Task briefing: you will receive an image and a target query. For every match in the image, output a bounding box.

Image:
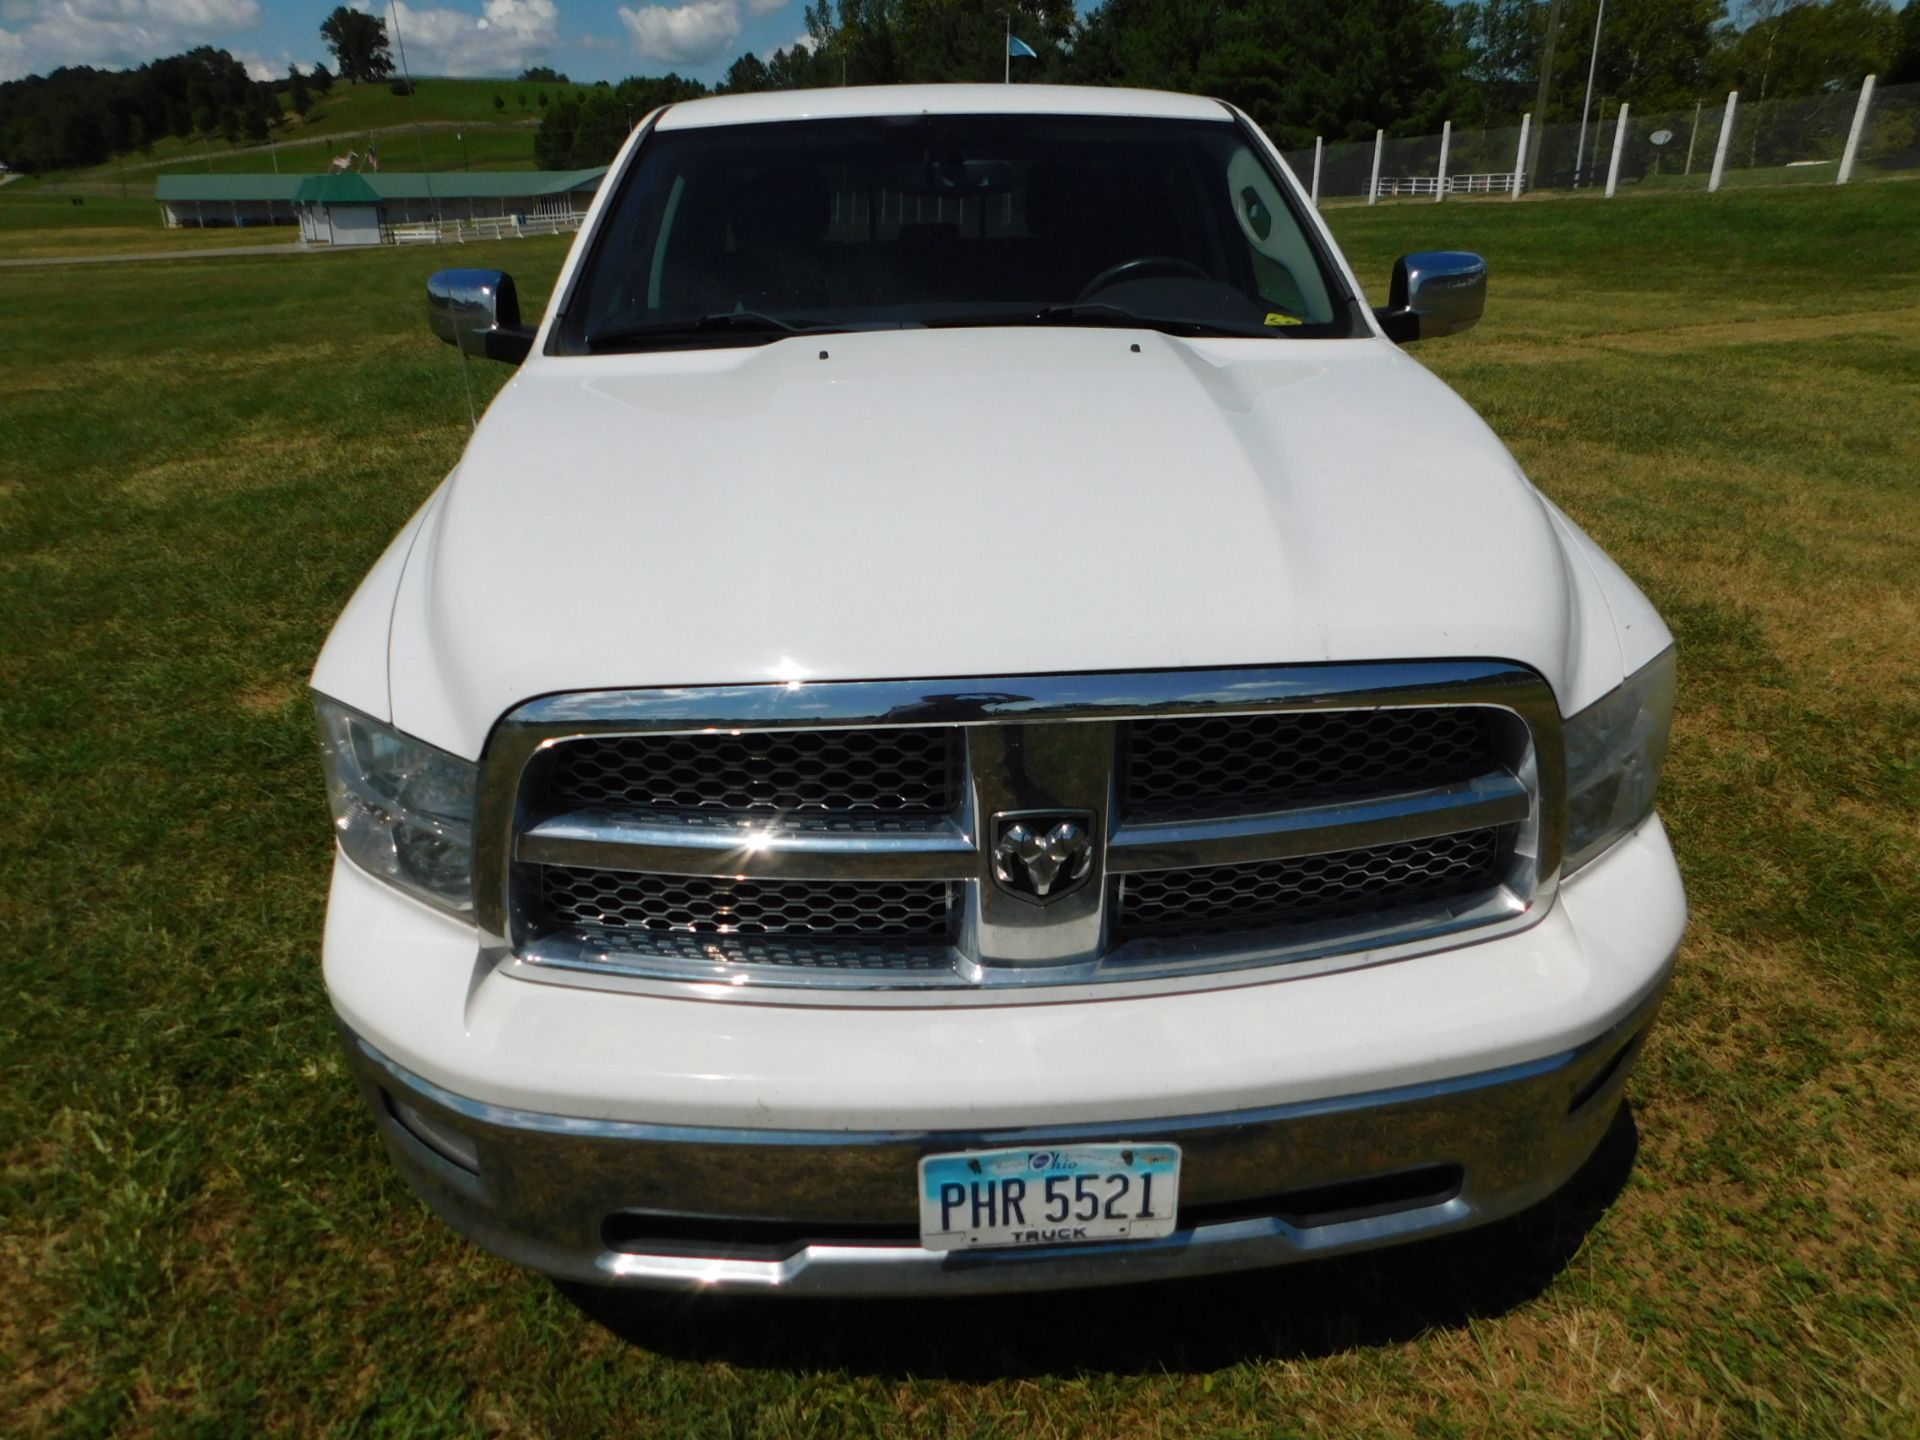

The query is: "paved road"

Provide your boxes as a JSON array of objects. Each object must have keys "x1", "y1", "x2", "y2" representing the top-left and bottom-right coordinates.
[{"x1": 0, "y1": 241, "x2": 320, "y2": 268}]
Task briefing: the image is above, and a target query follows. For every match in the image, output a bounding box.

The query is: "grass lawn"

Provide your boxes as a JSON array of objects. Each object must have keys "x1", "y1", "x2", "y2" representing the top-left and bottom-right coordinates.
[
  {"x1": 2, "y1": 183, "x2": 1917, "y2": 1437},
  {"x1": 0, "y1": 192, "x2": 303, "y2": 260}
]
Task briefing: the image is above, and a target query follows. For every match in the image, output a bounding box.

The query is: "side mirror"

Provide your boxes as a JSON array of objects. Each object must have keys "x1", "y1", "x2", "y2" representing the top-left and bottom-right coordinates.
[
  {"x1": 427, "y1": 268, "x2": 534, "y2": 364},
  {"x1": 1374, "y1": 252, "x2": 1487, "y2": 344}
]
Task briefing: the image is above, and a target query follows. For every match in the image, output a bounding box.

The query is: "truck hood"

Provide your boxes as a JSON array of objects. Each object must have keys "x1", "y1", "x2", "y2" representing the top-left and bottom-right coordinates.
[{"x1": 389, "y1": 327, "x2": 1590, "y2": 758}]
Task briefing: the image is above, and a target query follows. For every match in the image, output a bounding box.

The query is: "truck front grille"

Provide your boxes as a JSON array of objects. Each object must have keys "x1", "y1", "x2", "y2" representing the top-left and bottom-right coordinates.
[
  {"x1": 1122, "y1": 708, "x2": 1494, "y2": 820},
  {"x1": 483, "y1": 663, "x2": 1558, "y2": 995},
  {"x1": 1113, "y1": 829, "x2": 1503, "y2": 940},
  {"x1": 547, "y1": 727, "x2": 955, "y2": 816},
  {"x1": 540, "y1": 868, "x2": 955, "y2": 942}
]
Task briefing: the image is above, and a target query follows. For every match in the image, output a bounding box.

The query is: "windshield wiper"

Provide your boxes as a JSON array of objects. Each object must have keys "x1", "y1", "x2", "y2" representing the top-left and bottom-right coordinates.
[
  {"x1": 927, "y1": 304, "x2": 1268, "y2": 339},
  {"x1": 585, "y1": 311, "x2": 837, "y2": 352}
]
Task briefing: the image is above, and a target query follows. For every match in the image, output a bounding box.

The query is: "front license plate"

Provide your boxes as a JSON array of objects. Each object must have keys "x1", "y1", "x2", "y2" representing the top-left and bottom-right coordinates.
[{"x1": 917, "y1": 1143, "x2": 1181, "y2": 1252}]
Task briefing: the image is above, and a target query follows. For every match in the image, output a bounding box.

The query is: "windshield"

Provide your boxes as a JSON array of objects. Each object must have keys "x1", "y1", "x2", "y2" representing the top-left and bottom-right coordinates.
[{"x1": 556, "y1": 113, "x2": 1360, "y2": 353}]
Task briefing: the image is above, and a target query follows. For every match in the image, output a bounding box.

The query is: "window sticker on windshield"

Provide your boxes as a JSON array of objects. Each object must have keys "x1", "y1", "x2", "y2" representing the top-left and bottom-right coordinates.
[{"x1": 1265, "y1": 313, "x2": 1304, "y2": 327}]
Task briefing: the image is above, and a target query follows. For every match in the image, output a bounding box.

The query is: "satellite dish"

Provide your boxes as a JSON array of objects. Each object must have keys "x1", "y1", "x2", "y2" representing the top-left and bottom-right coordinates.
[{"x1": 1650, "y1": 129, "x2": 1675, "y2": 145}]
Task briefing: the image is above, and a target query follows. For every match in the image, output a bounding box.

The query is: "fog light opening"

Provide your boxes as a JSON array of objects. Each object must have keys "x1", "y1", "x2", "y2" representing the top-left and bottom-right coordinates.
[{"x1": 383, "y1": 1090, "x2": 482, "y2": 1174}]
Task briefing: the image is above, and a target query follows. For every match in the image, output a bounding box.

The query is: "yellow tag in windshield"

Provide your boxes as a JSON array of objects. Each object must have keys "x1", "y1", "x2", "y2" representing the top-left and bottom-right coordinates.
[{"x1": 1265, "y1": 312, "x2": 1304, "y2": 327}]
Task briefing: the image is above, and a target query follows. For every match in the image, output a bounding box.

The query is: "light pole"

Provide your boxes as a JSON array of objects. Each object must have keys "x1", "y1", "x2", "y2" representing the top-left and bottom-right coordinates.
[
  {"x1": 1526, "y1": 0, "x2": 1563, "y2": 186},
  {"x1": 1573, "y1": 0, "x2": 1605, "y2": 186}
]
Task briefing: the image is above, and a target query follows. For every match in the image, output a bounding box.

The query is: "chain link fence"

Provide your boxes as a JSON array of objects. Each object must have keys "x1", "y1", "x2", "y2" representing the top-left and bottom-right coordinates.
[{"x1": 1282, "y1": 78, "x2": 1918, "y2": 205}]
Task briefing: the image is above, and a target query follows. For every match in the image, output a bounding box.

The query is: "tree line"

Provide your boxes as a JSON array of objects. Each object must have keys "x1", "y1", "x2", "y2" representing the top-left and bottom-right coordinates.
[
  {"x1": 0, "y1": 48, "x2": 340, "y2": 173},
  {"x1": 3, "y1": 0, "x2": 1914, "y2": 174},
  {"x1": 714, "y1": 0, "x2": 1916, "y2": 148},
  {"x1": 545, "y1": 0, "x2": 1917, "y2": 164}
]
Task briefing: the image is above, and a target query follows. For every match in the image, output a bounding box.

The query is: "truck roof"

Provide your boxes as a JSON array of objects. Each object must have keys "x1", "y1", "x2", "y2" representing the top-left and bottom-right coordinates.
[{"x1": 652, "y1": 84, "x2": 1233, "y2": 132}]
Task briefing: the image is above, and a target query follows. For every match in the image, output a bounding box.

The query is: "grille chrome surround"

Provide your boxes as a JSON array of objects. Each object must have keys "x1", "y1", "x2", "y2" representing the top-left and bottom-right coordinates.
[{"x1": 476, "y1": 662, "x2": 1563, "y2": 1004}]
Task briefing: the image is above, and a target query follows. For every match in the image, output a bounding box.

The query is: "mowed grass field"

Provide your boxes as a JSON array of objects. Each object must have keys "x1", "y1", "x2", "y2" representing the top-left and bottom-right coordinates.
[{"x1": 3, "y1": 184, "x2": 1918, "y2": 1437}]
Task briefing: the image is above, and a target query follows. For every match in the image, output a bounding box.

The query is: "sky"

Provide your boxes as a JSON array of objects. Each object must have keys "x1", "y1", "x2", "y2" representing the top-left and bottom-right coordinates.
[{"x1": 0, "y1": 0, "x2": 822, "y2": 88}]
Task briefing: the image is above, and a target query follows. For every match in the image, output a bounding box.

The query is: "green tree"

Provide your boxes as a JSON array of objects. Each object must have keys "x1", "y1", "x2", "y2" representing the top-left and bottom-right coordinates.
[
  {"x1": 311, "y1": 62, "x2": 336, "y2": 95},
  {"x1": 243, "y1": 85, "x2": 275, "y2": 142},
  {"x1": 1891, "y1": 0, "x2": 1920, "y2": 84},
  {"x1": 319, "y1": 6, "x2": 395, "y2": 84},
  {"x1": 493, "y1": 93, "x2": 506, "y2": 111},
  {"x1": 1722, "y1": 0, "x2": 1898, "y2": 99},
  {"x1": 534, "y1": 98, "x2": 578, "y2": 168},
  {"x1": 723, "y1": 52, "x2": 774, "y2": 92},
  {"x1": 289, "y1": 63, "x2": 313, "y2": 117},
  {"x1": 1070, "y1": 0, "x2": 1476, "y2": 147}
]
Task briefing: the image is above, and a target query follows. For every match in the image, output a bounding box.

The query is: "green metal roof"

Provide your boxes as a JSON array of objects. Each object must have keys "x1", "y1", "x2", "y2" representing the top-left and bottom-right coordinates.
[
  {"x1": 154, "y1": 174, "x2": 306, "y2": 202},
  {"x1": 290, "y1": 172, "x2": 381, "y2": 204},
  {"x1": 357, "y1": 169, "x2": 607, "y2": 200},
  {"x1": 158, "y1": 169, "x2": 605, "y2": 206}
]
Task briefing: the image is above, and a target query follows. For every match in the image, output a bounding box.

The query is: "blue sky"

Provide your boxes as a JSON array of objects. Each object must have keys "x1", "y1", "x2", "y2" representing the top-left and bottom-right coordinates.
[{"x1": 0, "y1": 0, "x2": 821, "y2": 88}]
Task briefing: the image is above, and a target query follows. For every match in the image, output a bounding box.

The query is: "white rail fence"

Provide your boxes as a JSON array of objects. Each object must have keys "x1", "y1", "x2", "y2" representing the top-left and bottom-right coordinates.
[
  {"x1": 1284, "y1": 75, "x2": 1916, "y2": 206},
  {"x1": 387, "y1": 212, "x2": 583, "y2": 245}
]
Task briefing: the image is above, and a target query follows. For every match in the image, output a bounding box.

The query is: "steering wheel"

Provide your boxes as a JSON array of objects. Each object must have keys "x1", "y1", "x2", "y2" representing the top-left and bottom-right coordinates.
[{"x1": 1076, "y1": 255, "x2": 1210, "y2": 302}]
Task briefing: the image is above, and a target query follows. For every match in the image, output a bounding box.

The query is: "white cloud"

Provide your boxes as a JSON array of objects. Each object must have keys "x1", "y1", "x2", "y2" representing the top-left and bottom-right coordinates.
[
  {"x1": 0, "y1": 0, "x2": 260, "y2": 81},
  {"x1": 379, "y1": 0, "x2": 558, "y2": 77},
  {"x1": 617, "y1": 0, "x2": 739, "y2": 66}
]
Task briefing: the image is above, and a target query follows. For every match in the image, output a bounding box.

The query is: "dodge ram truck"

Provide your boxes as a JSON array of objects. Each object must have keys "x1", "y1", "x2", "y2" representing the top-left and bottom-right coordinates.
[{"x1": 313, "y1": 84, "x2": 1684, "y2": 1295}]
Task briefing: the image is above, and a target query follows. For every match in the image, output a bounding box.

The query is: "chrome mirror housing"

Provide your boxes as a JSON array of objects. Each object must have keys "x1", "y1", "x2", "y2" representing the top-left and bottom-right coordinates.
[
  {"x1": 1376, "y1": 251, "x2": 1487, "y2": 344},
  {"x1": 427, "y1": 268, "x2": 533, "y2": 364}
]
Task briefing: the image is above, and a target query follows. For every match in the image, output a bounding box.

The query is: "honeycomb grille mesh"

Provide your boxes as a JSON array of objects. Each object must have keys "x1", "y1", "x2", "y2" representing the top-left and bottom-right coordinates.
[
  {"x1": 1113, "y1": 829, "x2": 1504, "y2": 940},
  {"x1": 539, "y1": 867, "x2": 955, "y2": 943},
  {"x1": 1122, "y1": 708, "x2": 1495, "y2": 821},
  {"x1": 544, "y1": 728, "x2": 955, "y2": 816}
]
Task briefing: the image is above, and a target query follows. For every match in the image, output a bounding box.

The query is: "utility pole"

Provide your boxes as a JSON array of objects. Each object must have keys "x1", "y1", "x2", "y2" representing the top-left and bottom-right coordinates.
[
  {"x1": 1527, "y1": 0, "x2": 1564, "y2": 186},
  {"x1": 1574, "y1": 0, "x2": 1606, "y2": 187}
]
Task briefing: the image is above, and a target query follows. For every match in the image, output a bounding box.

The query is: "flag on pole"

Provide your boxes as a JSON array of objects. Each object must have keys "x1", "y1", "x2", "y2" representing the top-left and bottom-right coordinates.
[{"x1": 1007, "y1": 35, "x2": 1036, "y2": 58}]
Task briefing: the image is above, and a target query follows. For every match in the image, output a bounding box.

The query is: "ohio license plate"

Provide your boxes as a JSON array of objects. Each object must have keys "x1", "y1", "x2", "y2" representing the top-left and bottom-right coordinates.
[{"x1": 917, "y1": 1143, "x2": 1181, "y2": 1251}]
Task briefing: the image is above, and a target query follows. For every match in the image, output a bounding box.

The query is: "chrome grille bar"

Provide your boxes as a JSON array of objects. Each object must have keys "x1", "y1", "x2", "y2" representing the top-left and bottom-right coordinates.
[
  {"x1": 1106, "y1": 773, "x2": 1530, "y2": 874},
  {"x1": 516, "y1": 811, "x2": 978, "y2": 881}
]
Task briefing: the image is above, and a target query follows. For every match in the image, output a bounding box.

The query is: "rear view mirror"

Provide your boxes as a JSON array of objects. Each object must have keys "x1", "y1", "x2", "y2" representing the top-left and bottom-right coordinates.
[
  {"x1": 427, "y1": 268, "x2": 534, "y2": 364},
  {"x1": 1375, "y1": 252, "x2": 1487, "y2": 344}
]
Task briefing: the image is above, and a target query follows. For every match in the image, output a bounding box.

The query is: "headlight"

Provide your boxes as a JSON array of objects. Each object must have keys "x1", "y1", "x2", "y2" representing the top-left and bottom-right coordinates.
[
  {"x1": 315, "y1": 696, "x2": 477, "y2": 918},
  {"x1": 1562, "y1": 646, "x2": 1676, "y2": 874}
]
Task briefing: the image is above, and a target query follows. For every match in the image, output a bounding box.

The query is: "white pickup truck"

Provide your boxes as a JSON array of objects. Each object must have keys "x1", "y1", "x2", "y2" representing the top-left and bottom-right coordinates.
[{"x1": 313, "y1": 84, "x2": 1684, "y2": 1295}]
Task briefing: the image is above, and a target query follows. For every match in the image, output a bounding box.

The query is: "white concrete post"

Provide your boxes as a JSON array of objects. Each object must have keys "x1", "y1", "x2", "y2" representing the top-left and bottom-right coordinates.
[
  {"x1": 1837, "y1": 74, "x2": 1877, "y2": 185},
  {"x1": 1311, "y1": 136, "x2": 1323, "y2": 207},
  {"x1": 1605, "y1": 102, "x2": 1630, "y2": 196},
  {"x1": 1708, "y1": 91, "x2": 1737, "y2": 192},
  {"x1": 1435, "y1": 119, "x2": 1452, "y2": 201},
  {"x1": 1512, "y1": 113, "x2": 1530, "y2": 198},
  {"x1": 1369, "y1": 129, "x2": 1384, "y2": 204}
]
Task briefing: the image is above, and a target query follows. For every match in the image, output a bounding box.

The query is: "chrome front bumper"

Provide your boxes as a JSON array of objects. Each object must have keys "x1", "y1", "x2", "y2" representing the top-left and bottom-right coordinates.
[{"x1": 338, "y1": 972, "x2": 1667, "y2": 1297}]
